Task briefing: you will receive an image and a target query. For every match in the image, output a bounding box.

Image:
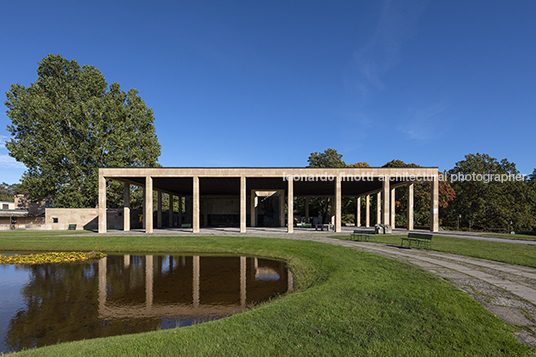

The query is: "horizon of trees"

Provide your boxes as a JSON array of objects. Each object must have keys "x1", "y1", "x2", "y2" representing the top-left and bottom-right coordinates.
[{"x1": 298, "y1": 148, "x2": 535, "y2": 232}]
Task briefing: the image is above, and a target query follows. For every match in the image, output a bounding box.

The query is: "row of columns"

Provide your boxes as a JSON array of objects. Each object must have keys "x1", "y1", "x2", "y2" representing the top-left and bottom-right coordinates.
[
  {"x1": 98, "y1": 255, "x2": 287, "y2": 316},
  {"x1": 354, "y1": 179, "x2": 438, "y2": 232},
  {"x1": 99, "y1": 175, "x2": 439, "y2": 233}
]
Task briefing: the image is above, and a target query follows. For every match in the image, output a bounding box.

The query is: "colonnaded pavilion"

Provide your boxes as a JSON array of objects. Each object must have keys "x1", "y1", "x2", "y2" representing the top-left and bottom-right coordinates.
[{"x1": 98, "y1": 167, "x2": 440, "y2": 234}]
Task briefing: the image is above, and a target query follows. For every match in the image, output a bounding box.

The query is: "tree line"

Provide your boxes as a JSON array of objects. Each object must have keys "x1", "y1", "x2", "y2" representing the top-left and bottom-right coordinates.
[{"x1": 303, "y1": 149, "x2": 536, "y2": 232}]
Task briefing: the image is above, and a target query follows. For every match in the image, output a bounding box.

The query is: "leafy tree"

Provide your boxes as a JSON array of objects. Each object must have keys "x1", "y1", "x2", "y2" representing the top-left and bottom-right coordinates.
[
  {"x1": 0, "y1": 182, "x2": 16, "y2": 201},
  {"x1": 307, "y1": 148, "x2": 346, "y2": 168},
  {"x1": 443, "y1": 153, "x2": 533, "y2": 231},
  {"x1": 5, "y1": 54, "x2": 161, "y2": 208}
]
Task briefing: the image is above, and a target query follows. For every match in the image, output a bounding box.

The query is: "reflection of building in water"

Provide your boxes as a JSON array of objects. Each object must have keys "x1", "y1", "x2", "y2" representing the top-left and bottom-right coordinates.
[{"x1": 98, "y1": 255, "x2": 292, "y2": 320}]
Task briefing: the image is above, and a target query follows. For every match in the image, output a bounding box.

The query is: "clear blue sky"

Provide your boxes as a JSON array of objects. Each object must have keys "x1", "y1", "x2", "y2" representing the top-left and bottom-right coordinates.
[{"x1": 2, "y1": 0, "x2": 535, "y2": 184}]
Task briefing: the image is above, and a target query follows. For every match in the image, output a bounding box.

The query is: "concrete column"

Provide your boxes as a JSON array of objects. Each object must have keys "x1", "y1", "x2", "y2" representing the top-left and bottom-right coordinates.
[
  {"x1": 240, "y1": 176, "x2": 246, "y2": 233},
  {"x1": 280, "y1": 191, "x2": 285, "y2": 227},
  {"x1": 240, "y1": 256, "x2": 246, "y2": 307},
  {"x1": 178, "y1": 196, "x2": 183, "y2": 226},
  {"x1": 169, "y1": 194, "x2": 174, "y2": 227},
  {"x1": 123, "y1": 183, "x2": 130, "y2": 232},
  {"x1": 98, "y1": 174, "x2": 106, "y2": 233},
  {"x1": 193, "y1": 176, "x2": 200, "y2": 233},
  {"x1": 335, "y1": 176, "x2": 341, "y2": 233},
  {"x1": 145, "y1": 255, "x2": 153, "y2": 312},
  {"x1": 145, "y1": 176, "x2": 153, "y2": 233},
  {"x1": 376, "y1": 193, "x2": 381, "y2": 225},
  {"x1": 356, "y1": 197, "x2": 361, "y2": 227},
  {"x1": 390, "y1": 187, "x2": 395, "y2": 228},
  {"x1": 250, "y1": 190, "x2": 256, "y2": 227},
  {"x1": 365, "y1": 195, "x2": 370, "y2": 227},
  {"x1": 430, "y1": 175, "x2": 439, "y2": 232},
  {"x1": 407, "y1": 183, "x2": 414, "y2": 231},
  {"x1": 193, "y1": 255, "x2": 199, "y2": 308},
  {"x1": 157, "y1": 191, "x2": 162, "y2": 229},
  {"x1": 287, "y1": 179, "x2": 293, "y2": 233},
  {"x1": 382, "y1": 179, "x2": 390, "y2": 226},
  {"x1": 305, "y1": 197, "x2": 309, "y2": 221}
]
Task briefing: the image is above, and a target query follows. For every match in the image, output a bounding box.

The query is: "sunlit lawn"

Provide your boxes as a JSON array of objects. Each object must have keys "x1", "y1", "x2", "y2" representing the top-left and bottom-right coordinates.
[
  {"x1": 0, "y1": 233, "x2": 531, "y2": 356},
  {"x1": 333, "y1": 233, "x2": 536, "y2": 268}
]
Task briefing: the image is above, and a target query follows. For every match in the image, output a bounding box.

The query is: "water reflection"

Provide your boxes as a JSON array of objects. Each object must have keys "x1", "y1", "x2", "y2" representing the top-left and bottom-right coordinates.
[{"x1": 0, "y1": 255, "x2": 291, "y2": 353}]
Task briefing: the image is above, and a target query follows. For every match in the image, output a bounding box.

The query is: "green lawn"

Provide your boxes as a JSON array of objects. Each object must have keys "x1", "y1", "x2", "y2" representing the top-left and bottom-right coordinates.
[
  {"x1": 334, "y1": 234, "x2": 536, "y2": 268},
  {"x1": 0, "y1": 233, "x2": 531, "y2": 356}
]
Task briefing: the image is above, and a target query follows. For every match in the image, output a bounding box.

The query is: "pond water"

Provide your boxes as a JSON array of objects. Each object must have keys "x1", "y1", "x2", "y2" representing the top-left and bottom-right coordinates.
[{"x1": 0, "y1": 254, "x2": 291, "y2": 354}]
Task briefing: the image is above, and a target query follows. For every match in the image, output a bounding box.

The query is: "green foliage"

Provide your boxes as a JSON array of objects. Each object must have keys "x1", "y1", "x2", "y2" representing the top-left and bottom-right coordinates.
[
  {"x1": 0, "y1": 182, "x2": 16, "y2": 201},
  {"x1": 4, "y1": 54, "x2": 161, "y2": 208},
  {"x1": 443, "y1": 153, "x2": 535, "y2": 231},
  {"x1": 307, "y1": 148, "x2": 346, "y2": 168}
]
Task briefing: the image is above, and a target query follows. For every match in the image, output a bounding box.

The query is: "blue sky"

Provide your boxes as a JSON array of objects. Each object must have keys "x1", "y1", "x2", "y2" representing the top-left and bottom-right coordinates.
[{"x1": 1, "y1": 0, "x2": 535, "y2": 184}]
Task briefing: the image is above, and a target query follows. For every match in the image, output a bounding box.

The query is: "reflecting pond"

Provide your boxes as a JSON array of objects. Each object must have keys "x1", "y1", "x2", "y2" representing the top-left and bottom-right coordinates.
[{"x1": 0, "y1": 254, "x2": 291, "y2": 354}]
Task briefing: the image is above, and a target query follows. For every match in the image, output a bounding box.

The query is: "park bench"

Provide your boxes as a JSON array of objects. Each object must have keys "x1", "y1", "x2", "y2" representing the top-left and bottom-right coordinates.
[
  {"x1": 401, "y1": 233, "x2": 433, "y2": 249},
  {"x1": 68, "y1": 224, "x2": 77, "y2": 230},
  {"x1": 350, "y1": 229, "x2": 377, "y2": 242},
  {"x1": 181, "y1": 223, "x2": 192, "y2": 228}
]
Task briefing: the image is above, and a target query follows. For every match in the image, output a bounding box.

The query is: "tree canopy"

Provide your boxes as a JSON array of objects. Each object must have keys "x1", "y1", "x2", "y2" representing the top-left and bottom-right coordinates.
[
  {"x1": 5, "y1": 54, "x2": 161, "y2": 208},
  {"x1": 307, "y1": 148, "x2": 346, "y2": 168},
  {"x1": 443, "y1": 153, "x2": 534, "y2": 231}
]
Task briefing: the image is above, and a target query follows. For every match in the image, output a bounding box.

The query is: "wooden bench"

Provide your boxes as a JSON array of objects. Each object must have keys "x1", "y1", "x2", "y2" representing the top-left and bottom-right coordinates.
[
  {"x1": 401, "y1": 233, "x2": 433, "y2": 249},
  {"x1": 68, "y1": 224, "x2": 77, "y2": 230},
  {"x1": 181, "y1": 223, "x2": 192, "y2": 228},
  {"x1": 350, "y1": 229, "x2": 377, "y2": 242}
]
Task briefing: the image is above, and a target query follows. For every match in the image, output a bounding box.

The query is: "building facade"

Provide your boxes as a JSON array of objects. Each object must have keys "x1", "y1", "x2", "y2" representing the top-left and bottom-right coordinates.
[{"x1": 98, "y1": 167, "x2": 440, "y2": 233}]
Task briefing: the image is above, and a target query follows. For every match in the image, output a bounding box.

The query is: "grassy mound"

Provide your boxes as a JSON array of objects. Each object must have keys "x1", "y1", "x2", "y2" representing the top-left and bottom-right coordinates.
[{"x1": 2, "y1": 235, "x2": 529, "y2": 356}]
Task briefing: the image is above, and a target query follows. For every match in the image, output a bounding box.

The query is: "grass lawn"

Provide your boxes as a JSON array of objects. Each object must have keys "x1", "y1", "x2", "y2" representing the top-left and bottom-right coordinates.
[
  {"x1": 0, "y1": 232, "x2": 531, "y2": 356},
  {"x1": 333, "y1": 234, "x2": 536, "y2": 268}
]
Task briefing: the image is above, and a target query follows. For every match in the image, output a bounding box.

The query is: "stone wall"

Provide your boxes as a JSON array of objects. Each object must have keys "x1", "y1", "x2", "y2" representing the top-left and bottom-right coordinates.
[{"x1": 45, "y1": 208, "x2": 124, "y2": 230}]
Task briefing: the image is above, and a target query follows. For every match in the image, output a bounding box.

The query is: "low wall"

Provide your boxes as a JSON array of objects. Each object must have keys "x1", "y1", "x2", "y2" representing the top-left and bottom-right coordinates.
[{"x1": 45, "y1": 208, "x2": 124, "y2": 231}]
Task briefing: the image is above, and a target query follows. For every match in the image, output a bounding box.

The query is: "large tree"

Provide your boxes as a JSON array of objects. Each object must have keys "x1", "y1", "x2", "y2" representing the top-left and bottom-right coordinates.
[
  {"x1": 307, "y1": 148, "x2": 346, "y2": 168},
  {"x1": 5, "y1": 54, "x2": 161, "y2": 208},
  {"x1": 443, "y1": 153, "x2": 534, "y2": 231}
]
